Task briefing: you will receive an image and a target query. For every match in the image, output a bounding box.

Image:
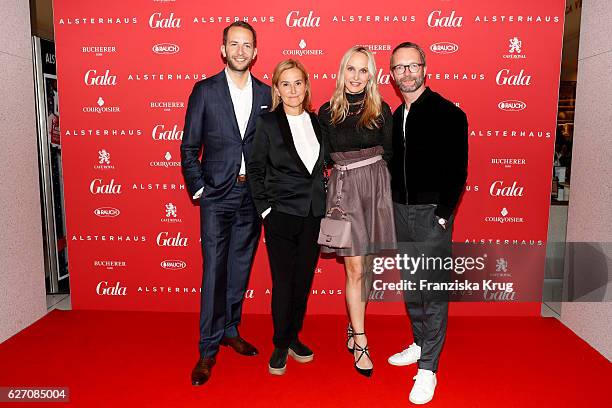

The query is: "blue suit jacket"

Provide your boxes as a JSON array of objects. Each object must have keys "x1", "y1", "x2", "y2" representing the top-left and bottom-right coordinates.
[{"x1": 180, "y1": 70, "x2": 272, "y2": 200}]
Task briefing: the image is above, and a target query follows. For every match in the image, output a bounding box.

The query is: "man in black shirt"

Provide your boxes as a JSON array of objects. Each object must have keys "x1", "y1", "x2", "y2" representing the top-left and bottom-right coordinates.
[{"x1": 387, "y1": 42, "x2": 468, "y2": 405}]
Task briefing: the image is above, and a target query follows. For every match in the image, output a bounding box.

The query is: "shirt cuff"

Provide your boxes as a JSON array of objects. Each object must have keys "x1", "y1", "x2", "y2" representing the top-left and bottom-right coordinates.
[
  {"x1": 193, "y1": 187, "x2": 204, "y2": 200},
  {"x1": 261, "y1": 207, "x2": 271, "y2": 219}
]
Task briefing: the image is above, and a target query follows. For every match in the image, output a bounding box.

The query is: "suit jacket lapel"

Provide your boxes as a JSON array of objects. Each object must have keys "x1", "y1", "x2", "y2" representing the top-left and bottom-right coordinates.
[
  {"x1": 218, "y1": 70, "x2": 242, "y2": 141},
  {"x1": 275, "y1": 107, "x2": 310, "y2": 176},
  {"x1": 244, "y1": 79, "x2": 263, "y2": 142}
]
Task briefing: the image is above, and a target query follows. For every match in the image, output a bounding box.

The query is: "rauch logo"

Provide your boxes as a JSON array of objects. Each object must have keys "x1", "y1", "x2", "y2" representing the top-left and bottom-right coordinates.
[
  {"x1": 498, "y1": 100, "x2": 526, "y2": 111},
  {"x1": 153, "y1": 43, "x2": 180, "y2": 55},
  {"x1": 94, "y1": 207, "x2": 120, "y2": 218},
  {"x1": 430, "y1": 42, "x2": 459, "y2": 54},
  {"x1": 161, "y1": 260, "x2": 187, "y2": 270}
]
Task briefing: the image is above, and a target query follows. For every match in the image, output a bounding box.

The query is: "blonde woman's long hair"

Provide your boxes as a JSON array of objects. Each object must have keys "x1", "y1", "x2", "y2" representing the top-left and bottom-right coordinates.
[{"x1": 329, "y1": 46, "x2": 382, "y2": 129}]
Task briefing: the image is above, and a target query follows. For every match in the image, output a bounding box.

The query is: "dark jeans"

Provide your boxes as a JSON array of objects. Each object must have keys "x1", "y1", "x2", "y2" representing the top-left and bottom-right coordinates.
[
  {"x1": 198, "y1": 183, "x2": 261, "y2": 358},
  {"x1": 393, "y1": 203, "x2": 453, "y2": 372},
  {"x1": 264, "y1": 210, "x2": 321, "y2": 349}
]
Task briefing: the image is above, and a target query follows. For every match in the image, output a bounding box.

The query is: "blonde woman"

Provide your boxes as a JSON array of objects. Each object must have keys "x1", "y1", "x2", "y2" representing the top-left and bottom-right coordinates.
[
  {"x1": 318, "y1": 46, "x2": 395, "y2": 377},
  {"x1": 248, "y1": 59, "x2": 325, "y2": 376}
]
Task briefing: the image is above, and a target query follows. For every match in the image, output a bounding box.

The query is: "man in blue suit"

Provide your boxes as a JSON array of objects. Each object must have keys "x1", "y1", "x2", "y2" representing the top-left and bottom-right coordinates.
[{"x1": 181, "y1": 21, "x2": 271, "y2": 386}]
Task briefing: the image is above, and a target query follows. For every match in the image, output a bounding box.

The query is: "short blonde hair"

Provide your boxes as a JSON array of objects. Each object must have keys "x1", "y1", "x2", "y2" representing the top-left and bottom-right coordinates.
[{"x1": 271, "y1": 59, "x2": 312, "y2": 111}]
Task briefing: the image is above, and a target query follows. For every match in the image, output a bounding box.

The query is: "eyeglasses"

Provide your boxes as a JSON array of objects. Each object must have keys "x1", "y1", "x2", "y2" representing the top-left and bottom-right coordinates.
[{"x1": 391, "y1": 63, "x2": 424, "y2": 74}]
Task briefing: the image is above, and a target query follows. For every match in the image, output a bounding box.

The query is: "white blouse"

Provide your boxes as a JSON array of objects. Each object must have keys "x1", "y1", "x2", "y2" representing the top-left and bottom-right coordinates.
[{"x1": 286, "y1": 111, "x2": 320, "y2": 174}]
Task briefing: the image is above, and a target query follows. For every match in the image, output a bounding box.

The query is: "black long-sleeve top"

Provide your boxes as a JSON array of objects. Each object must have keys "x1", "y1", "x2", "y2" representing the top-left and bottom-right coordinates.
[
  {"x1": 318, "y1": 91, "x2": 393, "y2": 164},
  {"x1": 389, "y1": 87, "x2": 468, "y2": 220}
]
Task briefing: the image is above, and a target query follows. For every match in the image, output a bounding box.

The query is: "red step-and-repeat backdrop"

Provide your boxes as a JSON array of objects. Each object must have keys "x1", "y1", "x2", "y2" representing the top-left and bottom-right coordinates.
[{"x1": 53, "y1": 0, "x2": 566, "y2": 314}]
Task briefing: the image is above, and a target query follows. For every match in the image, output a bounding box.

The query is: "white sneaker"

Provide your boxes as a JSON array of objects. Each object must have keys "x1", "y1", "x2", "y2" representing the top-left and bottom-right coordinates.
[
  {"x1": 388, "y1": 343, "x2": 421, "y2": 366},
  {"x1": 409, "y1": 369, "x2": 437, "y2": 405}
]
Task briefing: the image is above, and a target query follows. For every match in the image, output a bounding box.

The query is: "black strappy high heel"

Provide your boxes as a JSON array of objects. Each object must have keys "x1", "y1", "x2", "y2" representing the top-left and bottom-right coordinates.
[
  {"x1": 353, "y1": 332, "x2": 373, "y2": 377},
  {"x1": 346, "y1": 323, "x2": 354, "y2": 354}
]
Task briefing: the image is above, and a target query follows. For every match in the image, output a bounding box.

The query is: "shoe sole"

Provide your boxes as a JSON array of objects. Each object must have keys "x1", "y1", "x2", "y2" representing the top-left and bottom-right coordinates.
[
  {"x1": 387, "y1": 357, "x2": 419, "y2": 367},
  {"x1": 409, "y1": 394, "x2": 434, "y2": 405},
  {"x1": 268, "y1": 364, "x2": 286, "y2": 375},
  {"x1": 288, "y1": 349, "x2": 314, "y2": 363}
]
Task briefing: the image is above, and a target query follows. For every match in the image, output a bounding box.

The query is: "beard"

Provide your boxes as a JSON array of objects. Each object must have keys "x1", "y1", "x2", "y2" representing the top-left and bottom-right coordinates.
[
  {"x1": 397, "y1": 74, "x2": 425, "y2": 93},
  {"x1": 226, "y1": 57, "x2": 252, "y2": 72}
]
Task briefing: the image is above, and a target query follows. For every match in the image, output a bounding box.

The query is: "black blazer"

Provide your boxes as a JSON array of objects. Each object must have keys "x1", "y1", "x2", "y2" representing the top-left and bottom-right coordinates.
[
  {"x1": 248, "y1": 106, "x2": 326, "y2": 218},
  {"x1": 389, "y1": 87, "x2": 468, "y2": 220},
  {"x1": 180, "y1": 70, "x2": 272, "y2": 201}
]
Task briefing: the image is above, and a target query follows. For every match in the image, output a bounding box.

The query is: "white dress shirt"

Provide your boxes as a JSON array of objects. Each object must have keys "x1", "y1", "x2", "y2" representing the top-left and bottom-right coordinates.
[
  {"x1": 193, "y1": 69, "x2": 253, "y2": 199},
  {"x1": 262, "y1": 111, "x2": 319, "y2": 219},
  {"x1": 287, "y1": 111, "x2": 319, "y2": 174},
  {"x1": 225, "y1": 68, "x2": 252, "y2": 176}
]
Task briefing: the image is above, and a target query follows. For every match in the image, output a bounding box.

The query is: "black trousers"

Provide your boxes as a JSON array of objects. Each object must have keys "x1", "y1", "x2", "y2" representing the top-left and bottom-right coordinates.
[
  {"x1": 263, "y1": 210, "x2": 321, "y2": 349},
  {"x1": 393, "y1": 203, "x2": 453, "y2": 372}
]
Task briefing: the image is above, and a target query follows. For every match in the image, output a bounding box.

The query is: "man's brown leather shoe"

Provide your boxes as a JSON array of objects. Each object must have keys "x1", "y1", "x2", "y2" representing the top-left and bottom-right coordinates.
[
  {"x1": 191, "y1": 357, "x2": 215, "y2": 386},
  {"x1": 220, "y1": 335, "x2": 258, "y2": 356}
]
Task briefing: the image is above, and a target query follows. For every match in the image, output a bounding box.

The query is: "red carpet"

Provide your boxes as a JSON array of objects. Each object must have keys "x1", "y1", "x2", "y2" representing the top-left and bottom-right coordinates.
[{"x1": 0, "y1": 310, "x2": 610, "y2": 407}]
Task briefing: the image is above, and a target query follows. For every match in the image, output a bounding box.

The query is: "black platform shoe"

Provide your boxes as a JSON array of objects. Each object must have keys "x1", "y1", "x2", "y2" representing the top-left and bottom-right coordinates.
[
  {"x1": 288, "y1": 339, "x2": 314, "y2": 363},
  {"x1": 268, "y1": 348, "x2": 288, "y2": 375}
]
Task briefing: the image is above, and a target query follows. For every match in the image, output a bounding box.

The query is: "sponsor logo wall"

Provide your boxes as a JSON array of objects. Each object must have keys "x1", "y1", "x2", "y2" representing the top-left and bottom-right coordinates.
[{"x1": 53, "y1": 0, "x2": 565, "y2": 313}]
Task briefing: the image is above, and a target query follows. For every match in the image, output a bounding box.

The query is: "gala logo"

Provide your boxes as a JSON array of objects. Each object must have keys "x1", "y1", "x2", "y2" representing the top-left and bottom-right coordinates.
[
  {"x1": 489, "y1": 181, "x2": 525, "y2": 197},
  {"x1": 427, "y1": 10, "x2": 463, "y2": 28},
  {"x1": 84, "y1": 69, "x2": 117, "y2": 86},
  {"x1": 90, "y1": 178, "x2": 122, "y2": 194},
  {"x1": 149, "y1": 12, "x2": 181, "y2": 28},
  {"x1": 152, "y1": 124, "x2": 183, "y2": 141},
  {"x1": 496, "y1": 69, "x2": 532, "y2": 86},
  {"x1": 156, "y1": 232, "x2": 188, "y2": 247},
  {"x1": 96, "y1": 281, "x2": 127, "y2": 296},
  {"x1": 286, "y1": 10, "x2": 320, "y2": 27}
]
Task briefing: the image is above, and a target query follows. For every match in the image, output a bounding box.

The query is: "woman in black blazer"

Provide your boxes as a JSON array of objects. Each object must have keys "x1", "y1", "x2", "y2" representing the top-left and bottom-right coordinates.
[{"x1": 247, "y1": 59, "x2": 325, "y2": 376}]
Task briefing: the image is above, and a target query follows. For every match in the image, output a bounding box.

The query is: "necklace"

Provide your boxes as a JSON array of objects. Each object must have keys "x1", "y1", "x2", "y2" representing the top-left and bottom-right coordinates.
[{"x1": 346, "y1": 98, "x2": 365, "y2": 117}]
